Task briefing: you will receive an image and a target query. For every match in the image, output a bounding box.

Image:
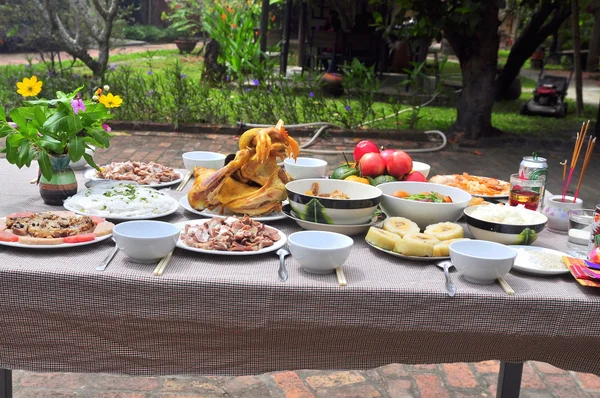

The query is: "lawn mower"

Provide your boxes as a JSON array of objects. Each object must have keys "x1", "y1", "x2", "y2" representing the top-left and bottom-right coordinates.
[{"x1": 520, "y1": 62, "x2": 573, "y2": 118}]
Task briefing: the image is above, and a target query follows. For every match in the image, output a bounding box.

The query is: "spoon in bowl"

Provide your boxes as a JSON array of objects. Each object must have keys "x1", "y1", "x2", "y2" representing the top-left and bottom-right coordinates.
[{"x1": 436, "y1": 260, "x2": 456, "y2": 297}]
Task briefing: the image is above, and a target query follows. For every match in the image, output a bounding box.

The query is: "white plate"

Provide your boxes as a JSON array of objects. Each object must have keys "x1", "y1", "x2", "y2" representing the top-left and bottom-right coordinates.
[
  {"x1": 365, "y1": 239, "x2": 450, "y2": 262},
  {"x1": 509, "y1": 245, "x2": 570, "y2": 275},
  {"x1": 174, "y1": 219, "x2": 287, "y2": 256},
  {"x1": 282, "y1": 204, "x2": 385, "y2": 236},
  {"x1": 64, "y1": 184, "x2": 180, "y2": 221},
  {"x1": 84, "y1": 168, "x2": 184, "y2": 188},
  {"x1": 179, "y1": 196, "x2": 287, "y2": 222},
  {"x1": 0, "y1": 230, "x2": 112, "y2": 249}
]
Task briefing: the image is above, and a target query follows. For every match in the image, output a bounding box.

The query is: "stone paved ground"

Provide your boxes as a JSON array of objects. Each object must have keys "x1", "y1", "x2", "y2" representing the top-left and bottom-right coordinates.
[{"x1": 5, "y1": 128, "x2": 600, "y2": 397}]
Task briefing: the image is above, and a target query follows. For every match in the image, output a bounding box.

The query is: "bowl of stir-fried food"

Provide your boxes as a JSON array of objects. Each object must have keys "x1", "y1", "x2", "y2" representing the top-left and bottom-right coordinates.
[
  {"x1": 285, "y1": 178, "x2": 382, "y2": 225},
  {"x1": 377, "y1": 182, "x2": 472, "y2": 229}
]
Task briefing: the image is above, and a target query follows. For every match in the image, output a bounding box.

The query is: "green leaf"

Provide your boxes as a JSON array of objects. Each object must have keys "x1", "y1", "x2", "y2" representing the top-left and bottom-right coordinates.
[
  {"x1": 38, "y1": 150, "x2": 52, "y2": 181},
  {"x1": 17, "y1": 142, "x2": 31, "y2": 167},
  {"x1": 33, "y1": 106, "x2": 47, "y2": 126},
  {"x1": 6, "y1": 133, "x2": 24, "y2": 147},
  {"x1": 68, "y1": 136, "x2": 84, "y2": 162},
  {"x1": 9, "y1": 108, "x2": 27, "y2": 130},
  {"x1": 0, "y1": 105, "x2": 5, "y2": 122},
  {"x1": 43, "y1": 108, "x2": 71, "y2": 133},
  {"x1": 83, "y1": 152, "x2": 99, "y2": 170},
  {"x1": 39, "y1": 135, "x2": 64, "y2": 153}
]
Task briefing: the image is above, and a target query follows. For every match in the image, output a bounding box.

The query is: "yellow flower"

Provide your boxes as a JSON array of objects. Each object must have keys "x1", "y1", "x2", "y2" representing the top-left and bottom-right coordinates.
[
  {"x1": 98, "y1": 93, "x2": 123, "y2": 108},
  {"x1": 16, "y1": 76, "x2": 43, "y2": 97}
]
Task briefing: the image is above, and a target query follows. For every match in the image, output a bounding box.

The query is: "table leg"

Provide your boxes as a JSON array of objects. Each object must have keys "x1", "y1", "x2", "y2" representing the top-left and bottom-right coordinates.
[
  {"x1": 497, "y1": 362, "x2": 523, "y2": 398},
  {"x1": 0, "y1": 369, "x2": 12, "y2": 398}
]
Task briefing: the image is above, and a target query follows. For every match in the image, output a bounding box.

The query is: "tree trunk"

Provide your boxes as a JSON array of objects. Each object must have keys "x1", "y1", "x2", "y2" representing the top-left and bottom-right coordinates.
[
  {"x1": 445, "y1": 3, "x2": 500, "y2": 140},
  {"x1": 587, "y1": 7, "x2": 600, "y2": 72},
  {"x1": 496, "y1": 2, "x2": 571, "y2": 99}
]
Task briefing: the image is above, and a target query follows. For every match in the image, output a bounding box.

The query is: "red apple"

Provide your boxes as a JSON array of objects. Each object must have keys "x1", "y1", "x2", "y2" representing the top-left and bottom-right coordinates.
[
  {"x1": 404, "y1": 171, "x2": 427, "y2": 182},
  {"x1": 380, "y1": 148, "x2": 397, "y2": 162},
  {"x1": 358, "y1": 152, "x2": 386, "y2": 177},
  {"x1": 353, "y1": 140, "x2": 379, "y2": 163},
  {"x1": 386, "y1": 150, "x2": 413, "y2": 179}
]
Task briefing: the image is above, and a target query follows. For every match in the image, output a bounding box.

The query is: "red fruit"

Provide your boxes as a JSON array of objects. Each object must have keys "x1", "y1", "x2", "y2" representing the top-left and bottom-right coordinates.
[
  {"x1": 0, "y1": 231, "x2": 18, "y2": 242},
  {"x1": 353, "y1": 140, "x2": 379, "y2": 163},
  {"x1": 404, "y1": 171, "x2": 427, "y2": 182},
  {"x1": 358, "y1": 152, "x2": 386, "y2": 177},
  {"x1": 380, "y1": 148, "x2": 396, "y2": 162},
  {"x1": 386, "y1": 150, "x2": 413, "y2": 179},
  {"x1": 63, "y1": 233, "x2": 96, "y2": 244}
]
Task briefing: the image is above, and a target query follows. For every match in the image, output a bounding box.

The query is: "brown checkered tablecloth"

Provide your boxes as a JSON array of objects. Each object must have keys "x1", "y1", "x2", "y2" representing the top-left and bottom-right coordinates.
[{"x1": 1, "y1": 160, "x2": 599, "y2": 376}]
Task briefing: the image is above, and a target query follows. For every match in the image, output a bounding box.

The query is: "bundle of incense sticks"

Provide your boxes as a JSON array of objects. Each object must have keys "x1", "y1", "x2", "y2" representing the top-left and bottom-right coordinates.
[
  {"x1": 573, "y1": 135, "x2": 596, "y2": 203},
  {"x1": 562, "y1": 121, "x2": 591, "y2": 202}
]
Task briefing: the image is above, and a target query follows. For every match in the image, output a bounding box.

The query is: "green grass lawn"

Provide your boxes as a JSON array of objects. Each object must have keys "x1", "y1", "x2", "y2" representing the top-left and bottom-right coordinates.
[{"x1": 6, "y1": 48, "x2": 596, "y2": 138}]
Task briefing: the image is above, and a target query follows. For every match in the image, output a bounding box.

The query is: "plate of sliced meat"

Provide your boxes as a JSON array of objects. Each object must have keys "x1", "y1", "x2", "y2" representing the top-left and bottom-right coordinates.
[
  {"x1": 0, "y1": 211, "x2": 114, "y2": 249},
  {"x1": 174, "y1": 215, "x2": 287, "y2": 256},
  {"x1": 84, "y1": 161, "x2": 183, "y2": 187}
]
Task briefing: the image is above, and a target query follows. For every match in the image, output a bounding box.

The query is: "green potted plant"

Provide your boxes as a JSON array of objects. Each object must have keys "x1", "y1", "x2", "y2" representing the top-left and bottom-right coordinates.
[
  {"x1": 162, "y1": 0, "x2": 204, "y2": 54},
  {"x1": 0, "y1": 75, "x2": 122, "y2": 205}
]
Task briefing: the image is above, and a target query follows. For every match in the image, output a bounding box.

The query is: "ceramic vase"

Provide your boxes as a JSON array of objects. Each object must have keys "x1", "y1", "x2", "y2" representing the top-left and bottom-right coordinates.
[
  {"x1": 543, "y1": 194, "x2": 583, "y2": 232},
  {"x1": 39, "y1": 154, "x2": 78, "y2": 205}
]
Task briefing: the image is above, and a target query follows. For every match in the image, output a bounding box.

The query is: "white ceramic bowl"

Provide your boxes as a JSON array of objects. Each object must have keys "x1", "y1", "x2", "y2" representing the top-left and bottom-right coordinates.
[
  {"x1": 542, "y1": 195, "x2": 583, "y2": 232},
  {"x1": 464, "y1": 205, "x2": 547, "y2": 245},
  {"x1": 449, "y1": 240, "x2": 517, "y2": 284},
  {"x1": 70, "y1": 146, "x2": 96, "y2": 170},
  {"x1": 284, "y1": 157, "x2": 328, "y2": 180},
  {"x1": 288, "y1": 230, "x2": 354, "y2": 274},
  {"x1": 182, "y1": 151, "x2": 226, "y2": 171},
  {"x1": 411, "y1": 161, "x2": 431, "y2": 178},
  {"x1": 113, "y1": 221, "x2": 180, "y2": 263},
  {"x1": 286, "y1": 178, "x2": 382, "y2": 225},
  {"x1": 377, "y1": 181, "x2": 471, "y2": 229}
]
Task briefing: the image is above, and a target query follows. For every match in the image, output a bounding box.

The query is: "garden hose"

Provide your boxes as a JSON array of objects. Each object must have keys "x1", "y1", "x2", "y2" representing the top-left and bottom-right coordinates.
[{"x1": 239, "y1": 119, "x2": 448, "y2": 155}]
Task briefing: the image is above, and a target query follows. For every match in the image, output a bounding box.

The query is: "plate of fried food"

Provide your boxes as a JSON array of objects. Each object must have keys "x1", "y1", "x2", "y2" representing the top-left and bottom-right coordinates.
[
  {"x1": 429, "y1": 173, "x2": 510, "y2": 198},
  {"x1": 175, "y1": 215, "x2": 287, "y2": 256},
  {"x1": 0, "y1": 211, "x2": 114, "y2": 249},
  {"x1": 365, "y1": 216, "x2": 470, "y2": 261},
  {"x1": 84, "y1": 161, "x2": 183, "y2": 187}
]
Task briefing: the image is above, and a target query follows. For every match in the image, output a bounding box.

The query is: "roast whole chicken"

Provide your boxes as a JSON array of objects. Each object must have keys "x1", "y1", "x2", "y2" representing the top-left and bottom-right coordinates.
[{"x1": 187, "y1": 121, "x2": 299, "y2": 216}]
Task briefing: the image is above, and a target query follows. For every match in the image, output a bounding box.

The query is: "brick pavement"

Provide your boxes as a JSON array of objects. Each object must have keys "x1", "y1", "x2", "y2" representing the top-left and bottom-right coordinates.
[{"x1": 4, "y1": 129, "x2": 600, "y2": 397}]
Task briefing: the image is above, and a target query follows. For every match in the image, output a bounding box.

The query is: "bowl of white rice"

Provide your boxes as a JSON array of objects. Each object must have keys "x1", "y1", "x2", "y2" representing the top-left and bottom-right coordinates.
[{"x1": 464, "y1": 204, "x2": 547, "y2": 245}]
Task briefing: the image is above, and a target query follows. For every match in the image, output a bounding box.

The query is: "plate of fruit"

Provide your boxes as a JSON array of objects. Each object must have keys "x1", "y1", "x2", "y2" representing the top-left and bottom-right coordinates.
[{"x1": 365, "y1": 216, "x2": 470, "y2": 262}]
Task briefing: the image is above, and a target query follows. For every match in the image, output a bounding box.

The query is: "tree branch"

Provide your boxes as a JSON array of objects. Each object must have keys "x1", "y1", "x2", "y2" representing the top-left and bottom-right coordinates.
[{"x1": 92, "y1": 0, "x2": 108, "y2": 19}]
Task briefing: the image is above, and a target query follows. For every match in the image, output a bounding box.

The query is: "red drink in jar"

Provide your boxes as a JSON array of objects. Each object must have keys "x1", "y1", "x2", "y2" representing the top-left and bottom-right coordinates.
[{"x1": 509, "y1": 189, "x2": 541, "y2": 210}]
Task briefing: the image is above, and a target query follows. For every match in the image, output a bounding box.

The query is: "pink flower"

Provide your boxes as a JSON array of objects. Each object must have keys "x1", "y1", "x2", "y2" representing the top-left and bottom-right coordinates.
[
  {"x1": 71, "y1": 98, "x2": 86, "y2": 114},
  {"x1": 102, "y1": 123, "x2": 111, "y2": 132},
  {"x1": 8, "y1": 122, "x2": 17, "y2": 128}
]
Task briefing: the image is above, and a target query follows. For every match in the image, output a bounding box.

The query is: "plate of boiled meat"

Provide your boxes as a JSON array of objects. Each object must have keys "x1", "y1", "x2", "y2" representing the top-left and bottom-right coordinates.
[
  {"x1": 174, "y1": 215, "x2": 286, "y2": 256},
  {"x1": 84, "y1": 161, "x2": 183, "y2": 188}
]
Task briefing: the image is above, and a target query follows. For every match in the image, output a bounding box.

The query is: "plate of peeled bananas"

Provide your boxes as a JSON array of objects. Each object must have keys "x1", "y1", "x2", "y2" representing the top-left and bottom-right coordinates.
[{"x1": 365, "y1": 216, "x2": 470, "y2": 261}]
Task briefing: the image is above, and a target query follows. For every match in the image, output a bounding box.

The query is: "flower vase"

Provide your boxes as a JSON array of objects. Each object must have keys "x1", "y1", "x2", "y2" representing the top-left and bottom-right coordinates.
[{"x1": 39, "y1": 154, "x2": 78, "y2": 205}]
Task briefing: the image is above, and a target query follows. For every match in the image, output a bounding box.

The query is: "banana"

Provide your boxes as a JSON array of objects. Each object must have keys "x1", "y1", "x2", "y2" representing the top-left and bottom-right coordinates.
[
  {"x1": 424, "y1": 222, "x2": 464, "y2": 241},
  {"x1": 433, "y1": 238, "x2": 470, "y2": 257},
  {"x1": 383, "y1": 217, "x2": 420, "y2": 237},
  {"x1": 365, "y1": 227, "x2": 401, "y2": 251},
  {"x1": 393, "y1": 233, "x2": 439, "y2": 257}
]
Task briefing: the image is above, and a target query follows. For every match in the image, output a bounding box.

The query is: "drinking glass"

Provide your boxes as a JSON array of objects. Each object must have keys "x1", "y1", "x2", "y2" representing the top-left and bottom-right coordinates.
[
  {"x1": 509, "y1": 173, "x2": 544, "y2": 211},
  {"x1": 568, "y1": 209, "x2": 595, "y2": 246}
]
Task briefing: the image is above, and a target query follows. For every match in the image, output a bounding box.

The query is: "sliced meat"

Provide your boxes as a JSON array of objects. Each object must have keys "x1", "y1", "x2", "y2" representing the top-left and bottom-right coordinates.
[{"x1": 93, "y1": 221, "x2": 114, "y2": 237}]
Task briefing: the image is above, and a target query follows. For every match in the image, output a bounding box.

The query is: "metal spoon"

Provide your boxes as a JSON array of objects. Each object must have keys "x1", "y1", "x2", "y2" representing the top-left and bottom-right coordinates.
[
  {"x1": 276, "y1": 248, "x2": 289, "y2": 282},
  {"x1": 436, "y1": 260, "x2": 456, "y2": 297},
  {"x1": 96, "y1": 244, "x2": 119, "y2": 271}
]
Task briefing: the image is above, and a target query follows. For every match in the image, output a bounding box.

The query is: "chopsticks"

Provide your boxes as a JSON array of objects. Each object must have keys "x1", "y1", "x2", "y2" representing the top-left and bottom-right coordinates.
[
  {"x1": 335, "y1": 267, "x2": 347, "y2": 286},
  {"x1": 175, "y1": 171, "x2": 193, "y2": 192},
  {"x1": 497, "y1": 277, "x2": 515, "y2": 296},
  {"x1": 153, "y1": 250, "x2": 174, "y2": 276},
  {"x1": 573, "y1": 135, "x2": 596, "y2": 203},
  {"x1": 562, "y1": 121, "x2": 590, "y2": 201}
]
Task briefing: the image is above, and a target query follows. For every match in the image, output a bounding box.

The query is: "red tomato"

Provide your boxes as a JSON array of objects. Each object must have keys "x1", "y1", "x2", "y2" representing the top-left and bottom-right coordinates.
[
  {"x1": 6, "y1": 212, "x2": 35, "y2": 219},
  {"x1": 386, "y1": 150, "x2": 413, "y2": 179},
  {"x1": 380, "y1": 148, "x2": 396, "y2": 162},
  {"x1": 353, "y1": 140, "x2": 379, "y2": 163},
  {"x1": 358, "y1": 152, "x2": 386, "y2": 177},
  {"x1": 63, "y1": 234, "x2": 96, "y2": 244},
  {"x1": 90, "y1": 216, "x2": 105, "y2": 225},
  {"x1": 0, "y1": 231, "x2": 19, "y2": 242},
  {"x1": 404, "y1": 171, "x2": 427, "y2": 182}
]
